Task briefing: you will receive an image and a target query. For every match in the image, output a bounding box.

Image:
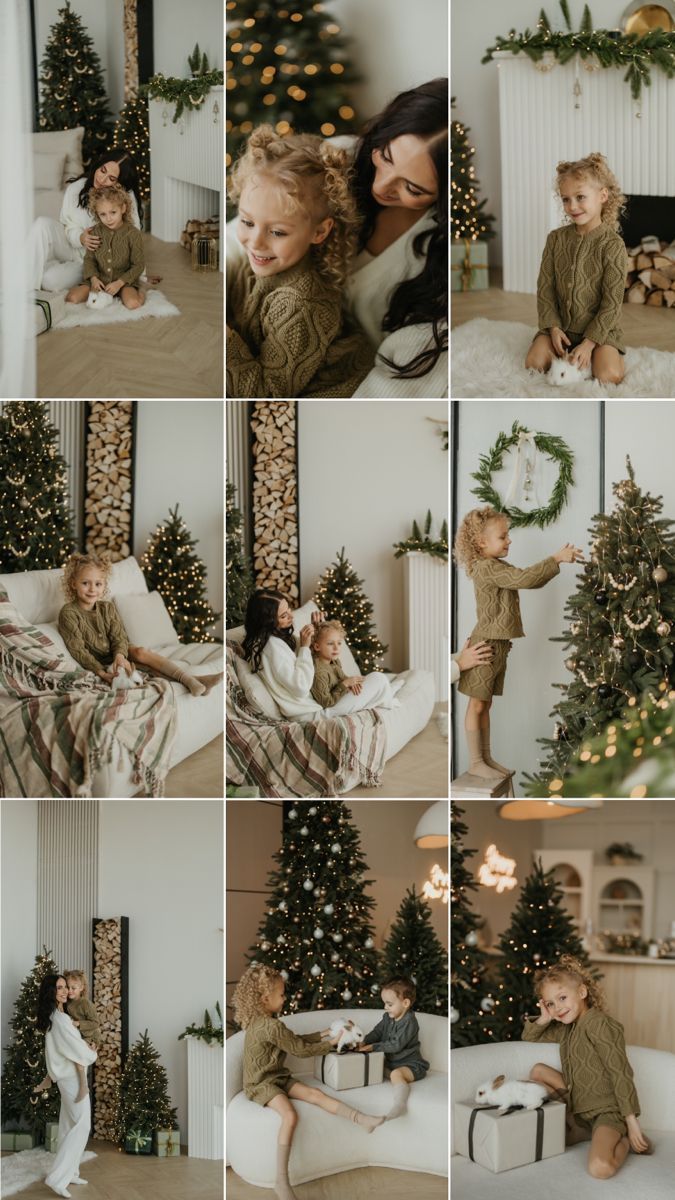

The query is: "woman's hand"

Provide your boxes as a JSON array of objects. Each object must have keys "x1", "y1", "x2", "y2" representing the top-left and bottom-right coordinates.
[
  {"x1": 105, "y1": 279, "x2": 124, "y2": 296},
  {"x1": 355, "y1": 1044, "x2": 373, "y2": 1053},
  {"x1": 568, "y1": 338, "x2": 595, "y2": 371},
  {"x1": 554, "y1": 543, "x2": 584, "y2": 564},
  {"x1": 550, "y1": 327, "x2": 571, "y2": 357},
  {"x1": 311, "y1": 610, "x2": 326, "y2": 627},
  {"x1": 457, "y1": 638, "x2": 493, "y2": 672},
  {"x1": 626, "y1": 1114, "x2": 649, "y2": 1152},
  {"x1": 90, "y1": 276, "x2": 103, "y2": 292},
  {"x1": 536, "y1": 999, "x2": 552, "y2": 1026},
  {"x1": 299, "y1": 624, "x2": 314, "y2": 648},
  {"x1": 80, "y1": 227, "x2": 101, "y2": 251}
]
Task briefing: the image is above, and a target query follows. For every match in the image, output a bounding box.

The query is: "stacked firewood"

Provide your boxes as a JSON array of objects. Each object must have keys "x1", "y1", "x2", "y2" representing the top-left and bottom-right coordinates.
[
  {"x1": 625, "y1": 237, "x2": 675, "y2": 307},
  {"x1": 85, "y1": 402, "x2": 133, "y2": 561},
  {"x1": 92, "y1": 917, "x2": 123, "y2": 1142},
  {"x1": 251, "y1": 401, "x2": 299, "y2": 604}
]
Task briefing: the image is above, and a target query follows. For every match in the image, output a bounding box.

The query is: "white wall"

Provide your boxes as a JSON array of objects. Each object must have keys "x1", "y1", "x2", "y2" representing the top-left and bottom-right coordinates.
[
  {"x1": 298, "y1": 400, "x2": 448, "y2": 672},
  {"x1": 98, "y1": 799, "x2": 223, "y2": 1140},
  {"x1": 604, "y1": 401, "x2": 675, "y2": 514},
  {"x1": 0, "y1": 801, "x2": 39, "y2": 1074},
  {"x1": 133, "y1": 400, "x2": 223, "y2": 638}
]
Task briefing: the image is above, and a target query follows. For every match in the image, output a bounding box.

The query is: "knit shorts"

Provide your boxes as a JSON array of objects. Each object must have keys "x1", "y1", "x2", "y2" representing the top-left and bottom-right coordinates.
[
  {"x1": 457, "y1": 639, "x2": 512, "y2": 700},
  {"x1": 384, "y1": 1061, "x2": 428, "y2": 1082},
  {"x1": 247, "y1": 1075, "x2": 296, "y2": 1107},
  {"x1": 575, "y1": 1110, "x2": 628, "y2": 1137}
]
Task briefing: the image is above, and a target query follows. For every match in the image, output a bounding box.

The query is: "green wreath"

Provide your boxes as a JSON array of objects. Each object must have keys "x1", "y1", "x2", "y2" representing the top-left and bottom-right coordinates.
[{"x1": 470, "y1": 421, "x2": 574, "y2": 528}]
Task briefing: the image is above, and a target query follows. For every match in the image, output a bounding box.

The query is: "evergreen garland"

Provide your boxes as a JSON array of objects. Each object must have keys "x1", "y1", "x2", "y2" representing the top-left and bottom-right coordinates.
[
  {"x1": 393, "y1": 511, "x2": 449, "y2": 561},
  {"x1": 148, "y1": 68, "x2": 224, "y2": 123},
  {"x1": 470, "y1": 420, "x2": 574, "y2": 529},
  {"x1": 381, "y1": 885, "x2": 448, "y2": 1016}
]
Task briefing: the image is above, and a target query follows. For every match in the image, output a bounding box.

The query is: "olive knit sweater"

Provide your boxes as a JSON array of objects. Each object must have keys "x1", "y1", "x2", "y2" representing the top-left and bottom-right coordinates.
[
  {"x1": 310, "y1": 657, "x2": 348, "y2": 707},
  {"x1": 243, "y1": 1014, "x2": 332, "y2": 1103},
  {"x1": 522, "y1": 1008, "x2": 640, "y2": 1120},
  {"x1": 537, "y1": 223, "x2": 628, "y2": 352},
  {"x1": 227, "y1": 255, "x2": 374, "y2": 398},
  {"x1": 468, "y1": 555, "x2": 560, "y2": 640},
  {"x1": 82, "y1": 222, "x2": 144, "y2": 288},
  {"x1": 58, "y1": 600, "x2": 129, "y2": 674}
]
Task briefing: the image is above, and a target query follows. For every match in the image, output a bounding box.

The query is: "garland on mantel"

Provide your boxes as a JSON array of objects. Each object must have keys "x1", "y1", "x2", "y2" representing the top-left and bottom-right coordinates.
[
  {"x1": 147, "y1": 69, "x2": 224, "y2": 122},
  {"x1": 482, "y1": 1, "x2": 675, "y2": 101}
]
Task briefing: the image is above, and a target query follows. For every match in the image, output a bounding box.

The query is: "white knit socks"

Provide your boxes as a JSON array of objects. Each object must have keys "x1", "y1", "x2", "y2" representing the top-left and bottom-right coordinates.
[
  {"x1": 480, "y1": 726, "x2": 514, "y2": 776},
  {"x1": 275, "y1": 1144, "x2": 298, "y2": 1200},
  {"x1": 385, "y1": 1082, "x2": 410, "y2": 1121},
  {"x1": 466, "y1": 729, "x2": 502, "y2": 780},
  {"x1": 334, "y1": 1100, "x2": 385, "y2": 1132}
]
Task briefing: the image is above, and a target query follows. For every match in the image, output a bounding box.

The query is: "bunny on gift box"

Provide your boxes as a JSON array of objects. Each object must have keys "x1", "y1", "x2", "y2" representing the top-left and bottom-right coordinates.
[
  {"x1": 475, "y1": 1074, "x2": 549, "y2": 1115},
  {"x1": 328, "y1": 1018, "x2": 365, "y2": 1054}
]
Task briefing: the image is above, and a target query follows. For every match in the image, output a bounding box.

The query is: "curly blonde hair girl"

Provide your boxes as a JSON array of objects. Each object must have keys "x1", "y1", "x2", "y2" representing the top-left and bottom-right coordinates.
[
  {"x1": 228, "y1": 125, "x2": 359, "y2": 291},
  {"x1": 232, "y1": 964, "x2": 282, "y2": 1029},
  {"x1": 88, "y1": 182, "x2": 134, "y2": 224},
  {"x1": 61, "y1": 552, "x2": 112, "y2": 603},
  {"x1": 555, "y1": 153, "x2": 627, "y2": 232},
  {"x1": 534, "y1": 953, "x2": 607, "y2": 1012},
  {"x1": 64, "y1": 969, "x2": 90, "y2": 999},
  {"x1": 453, "y1": 506, "x2": 507, "y2": 576},
  {"x1": 311, "y1": 619, "x2": 346, "y2": 649}
]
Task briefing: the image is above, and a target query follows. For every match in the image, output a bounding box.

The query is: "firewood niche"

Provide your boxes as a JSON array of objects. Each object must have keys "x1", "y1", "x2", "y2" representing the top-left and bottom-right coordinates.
[
  {"x1": 92, "y1": 916, "x2": 129, "y2": 1141},
  {"x1": 250, "y1": 401, "x2": 299, "y2": 603},
  {"x1": 625, "y1": 237, "x2": 675, "y2": 308},
  {"x1": 85, "y1": 402, "x2": 135, "y2": 561}
]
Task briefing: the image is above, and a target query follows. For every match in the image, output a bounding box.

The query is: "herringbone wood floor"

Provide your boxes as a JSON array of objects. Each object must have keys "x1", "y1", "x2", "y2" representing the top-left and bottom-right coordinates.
[
  {"x1": 37, "y1": 236, "x2": 223, "y2": 398},
  {"x1": 1, "y1": 1141, "x2": 223, "y2": 1200},
  {"x1": 226, "y1": 1165, "x2": 448, "y2": 1199}
]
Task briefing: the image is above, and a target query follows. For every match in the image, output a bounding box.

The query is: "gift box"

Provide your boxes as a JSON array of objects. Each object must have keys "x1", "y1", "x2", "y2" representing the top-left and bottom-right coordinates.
[
  {"x1": 451, "y1": 239, "x2": 489, "y2": 292},
  {"x1": 45, "y1": 1121, "x2": 59, "y2": 1151},
  {"x1": 14, "y1": 1132, "x2": 36, "y2": 1150},
  {"x1": 314, "y1": 1050, "x2": 385, "y2": 1091},
  {"x1": 125, "y1": 1128, "x2": 153, "y2": 1154},
  {"x1": 1, "y1": 1133, "x2": 16, "y2": 1151},
  {"x1": 454, "y1": 1100, "x2": 565, "y2": 1173},
  {"x1": 34, "y1": 289, "x2": 66, "y2": 334},
  {"x1": 153, "y1": 1128, "x2": 181, "y2": 1157}
]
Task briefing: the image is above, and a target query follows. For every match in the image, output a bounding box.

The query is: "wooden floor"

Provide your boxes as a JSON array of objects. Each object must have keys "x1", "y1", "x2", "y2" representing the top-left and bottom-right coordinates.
[
  {"x1": 452, "y1": 267, "x2": 674, "y2": 351},
  {"x1": 1, "y1": 1141, "x2": 223, "y2": 1200},
  {"x1": 348, "y1": 705, "x2": 448, "y2": 798},
  {"x1": 164, "y1": 733, "x2": 224, "y2": 798},
  {"x1": 226, "y1": 1164, "x2": 448, "y2": 1199},
  {"x1": 38, "y1": 235, "x2": 223, "y2": 398}
]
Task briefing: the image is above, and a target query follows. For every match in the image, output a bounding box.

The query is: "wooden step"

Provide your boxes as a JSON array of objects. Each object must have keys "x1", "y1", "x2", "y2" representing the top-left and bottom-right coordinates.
[{"x1": 451, "y1": 770, "x2": 515, "y2": 799}]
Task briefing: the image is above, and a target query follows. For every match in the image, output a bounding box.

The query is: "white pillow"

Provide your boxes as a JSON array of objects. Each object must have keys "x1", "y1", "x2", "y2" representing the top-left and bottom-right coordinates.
[
  {"x1": 110, "y1": 555, "x2": 149, "y2": 597},
  {"x1": 234, "y1": 653, "x2": 282, "y2": 719},
  {"x1": 0, "y1": 567, "x2": 65, "y2": 625},
  {"x1": 34, "y1": 152, "x2": 67, "y2": 192},
  {"x1": 113, "y1": 591, "x2": 177, "y2": 647},
  {"x1": 32, "y1": 126, "x2": 84, "y2": 185}
]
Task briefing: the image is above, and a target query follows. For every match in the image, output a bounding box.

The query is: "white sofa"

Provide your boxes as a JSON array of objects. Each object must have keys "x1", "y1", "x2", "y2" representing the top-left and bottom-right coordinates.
[
  {"x1": 227, "y1": 1008, "x2": 448, "y2": 1186},
  {"x1": 0, "y1": 557, "x2": 223, "y2": 797},
  {"x1": 451, "y1": 1040, "x2": 675, "y2": 1200}
]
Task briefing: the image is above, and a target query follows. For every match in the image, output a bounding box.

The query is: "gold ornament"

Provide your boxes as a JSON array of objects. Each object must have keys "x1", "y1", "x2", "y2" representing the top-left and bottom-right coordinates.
[
  {"x1": 656, "y1": 620, "x2": 671, "y2": 637},
  {"x1": 652, "y1": 566, "x2": 668, "y2": 583}
]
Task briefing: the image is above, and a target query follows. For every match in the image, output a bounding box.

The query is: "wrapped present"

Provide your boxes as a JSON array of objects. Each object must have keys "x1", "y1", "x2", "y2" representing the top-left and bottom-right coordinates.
[
  {"x1": 125, "y1": 1128, "x2": 153, "y2": 1154},
  {"x1": 34, "y1": 289, "x2": 66, "y2": 334},
  {"x1": 154, "y1": 1128, "x2": 181, "y2": 1157},
  {"x1": 45, "y1": 1121, "x2": 59, "y2": 1151},
  {"x1": 14, "y1": 1132, "x2": 36, "y2": 1150},
  {"x1": 451, "y1": 239, "x2": 489, "y2": 292},
  {"x1": 314, "y1": 1050, "x2": 385, "y2": 1091},
  {"x1": 1, "y1": 1133, "x2": 16, "y2": 1151},
  {"x1": 454, "y1": 1100, "x2": 565, "y2": 1173}
]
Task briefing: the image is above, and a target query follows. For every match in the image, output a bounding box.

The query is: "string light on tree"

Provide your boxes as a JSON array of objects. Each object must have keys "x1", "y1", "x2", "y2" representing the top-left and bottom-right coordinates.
[
  {"x1": 38, "y1": 1, "x2": 115, "y2": 168},
  {"x1": 313, "y1": 547, "x2": 387, "y2": 675},
  {"x1": 451, "y1": 98, "x2": 496, "y2": 244},
  {"x1": 0, "y1": 948, "x2": 61, "y2": 1142},
  {"x1": 141, "y1": 505, "x2": 220, "y2": 643},
  {"x1": 451, "y1": 804, "x2": 500, "y2": 1046},
  {"x1": 381, "y1": 885, "x2": 448, "y2": 1015},
  {"x1": 112, "y1": 1029, "x2": 178, "y2": 1145},
  {"x1": 113, "y1": 88, "x2": 150, "y2": 209},
  {"x1": 0, "y1": 402, "x2": 75, "y2": 572}
]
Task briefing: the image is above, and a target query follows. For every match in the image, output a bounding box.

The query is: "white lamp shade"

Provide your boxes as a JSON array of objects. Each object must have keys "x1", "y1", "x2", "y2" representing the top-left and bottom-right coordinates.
[{"x1": 414, "y1": 801, "x2": 448, "y2": 847}]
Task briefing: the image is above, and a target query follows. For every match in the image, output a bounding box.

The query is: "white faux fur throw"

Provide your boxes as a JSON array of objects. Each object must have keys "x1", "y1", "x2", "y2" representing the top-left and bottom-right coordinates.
[
  {"x1": 55, "y1": 289, "x2": 180, "y2": 329},
  {"x1": 0, "y1": 1147, "x2": 97, "y2": 1196},
  {"x1": 452, "y1": 318, "x2": 675, "y2": 398}
]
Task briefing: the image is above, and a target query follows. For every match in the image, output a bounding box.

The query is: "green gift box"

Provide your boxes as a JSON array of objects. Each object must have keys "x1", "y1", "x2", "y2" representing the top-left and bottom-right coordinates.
[
  {"x1": 45, "y1": 1122, "x2": 59, "y2": 1151},
  {"x1": 125, "y1": 1128, "x2": 153, "y2": 1154},
  {"x1": 1, "y1": 1133, "x2": 16, "y2": 1151},
  {"x1": 14, "y1": 1133, "x2": 36, "y2": 1150},
  {"x1": 154, "y1": 1127, "x2": 181, "y2": 1156},
  {"x1": 451, "y1": 238, "x2": 489, "y2": 292}
]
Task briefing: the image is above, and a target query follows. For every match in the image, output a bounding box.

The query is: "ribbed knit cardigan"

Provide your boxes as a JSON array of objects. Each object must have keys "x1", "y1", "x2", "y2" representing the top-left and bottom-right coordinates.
[
  {"x1": 58, "y1": 600, "x2": 129, "y2": 674},
  {"x1": 310, "y1": 656, "x2": 348, "y2": 707},
  {"x1": 523, "y1": 1008, "x2": 640, "y2": 1119},
  {"x1": 468, "y1": 556, "x2": 560, "y2": 639},
  {"x1": 537, "y1": 223, "x2": 628, "y2": 351},
  {"x1": 82, "y1": 223, "x2": 144, "y2": 287}
]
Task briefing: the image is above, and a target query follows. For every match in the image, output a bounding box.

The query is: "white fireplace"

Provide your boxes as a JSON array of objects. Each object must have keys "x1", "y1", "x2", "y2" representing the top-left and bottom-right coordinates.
[
  {"x1": 496, "y1": 52, "x2": 675, "y2": 293},
  {"x1": 148, "y1": 87, "x2": 223, "y2": 269}
]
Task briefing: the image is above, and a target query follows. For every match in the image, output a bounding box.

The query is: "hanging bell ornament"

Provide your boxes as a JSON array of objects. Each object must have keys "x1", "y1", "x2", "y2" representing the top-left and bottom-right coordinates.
[
  {"x1": 656, "y1": 620, "x2": 671, "y2": 637},
  {"x1": 652, "y1": 566, "x2": 668, "y2": 584}
]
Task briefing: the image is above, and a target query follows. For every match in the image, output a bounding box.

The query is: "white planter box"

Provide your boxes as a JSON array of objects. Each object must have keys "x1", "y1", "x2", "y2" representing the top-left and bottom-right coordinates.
[{"x1": 187, "y1": 1036, "x2": 224, "y2": 1159}]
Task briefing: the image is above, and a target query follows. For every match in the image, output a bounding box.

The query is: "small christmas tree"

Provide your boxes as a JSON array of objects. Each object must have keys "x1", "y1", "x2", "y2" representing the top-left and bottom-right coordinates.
[
  {"x1": 451, "y1": 804, "x2": 500, "y2": 1046},
  {"x1": 381, "y1": 886, "x2": 448, "y2": 1016},
  {"x1": 226, "y1": 0, "x2": 360, "y2": 173},
  {"x1": 525, "y1": 457, "x2": 675, "y2": 795},
  {"x1": 245, "y1": 801, "x2": 381, "y2": 1013},
  {"x1": 0, "y1": 402, "x2": 75, "y2": 573},
  {"x1": 451, "y1": 98, "x2": 496, "y2": 243},
  {"x1": 141, "y1": 504, "x2": 221, "y2": 643},
  {"x1": 1, "y1": 949, "x2": 61, "y2": 1140},
  {"x1": 38, "y1": 1, "x2": 115, "y2": 168},
  {"x1": 313, "y1": 548, "x2": 387, "y2": 674},
  {"x1": 113, "y1": 88, "x2": 150, "y2": 209},
  {"x1": 113, "y1": 1029, "x2": 178, "y2": 1142},
  {"x1": 226, "y1": 481, "x2": 253, "y2": 628}
]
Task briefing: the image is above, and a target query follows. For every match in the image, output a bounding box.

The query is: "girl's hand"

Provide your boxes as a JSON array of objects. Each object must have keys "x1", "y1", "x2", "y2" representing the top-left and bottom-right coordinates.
[
  {"x1": 457, "y1": 638, "x2": 493, "y2": 672},
  {"x1": 626, "y1": 1115, "x2": 649, "y2": 1152},
  {"x1": 81, "y1": 227, "x2": 101, "y2": 251},
  {"x1": 105, "y1": 279, "x2": 124, "y2": 296},
  {"x1": 299, "y1": 624, "x2": 313, "y2": 648},
  {"x1": 98, "y1": 669, "x2": 114, "y2": 684},
  {"x1": 344, "y1": 675, "x2": 364, "y2": 694},
  {"x1": 90, "y1": 276, "x2": 103, "y2": 292},
  {"x1": 554, "y1": 543, "x2": 583, "y2": 564},
  {"x1": 569, "y1": 338, "x2": 595, "y2": 371},
  {"x1": 355, "y1": 1044, "x2": 372, "y2": 1052},
  {"x1": 113, "y1": 653, "x2": 133, "y2": 675},
  {"x1": 550, "y1": 327, "x2": 571, "y2": 357},
  {"x1": 536, "y1": 999, "x2": 552, "y2": 1026}
]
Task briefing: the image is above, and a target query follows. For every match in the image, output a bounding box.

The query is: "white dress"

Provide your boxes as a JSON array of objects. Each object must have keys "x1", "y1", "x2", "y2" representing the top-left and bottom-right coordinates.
[
  {"x1": 28, "y1": 178, "x2": 141, "y2": 291},
  {"x1": 44, "y1": 1009, "x2": 97, "y2": 1194}
]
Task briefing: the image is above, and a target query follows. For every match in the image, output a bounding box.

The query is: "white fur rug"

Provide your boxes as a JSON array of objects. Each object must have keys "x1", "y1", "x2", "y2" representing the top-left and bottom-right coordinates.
[
  {"x1": 0, "y1": 1148, "x2": 97, "y2": 1195},
  {"x1": 54, "y1": 289, "x2": 180, "y2": 330},
  {"x1": 452, "y1": 318, "x2": 675, "y2": 398}
]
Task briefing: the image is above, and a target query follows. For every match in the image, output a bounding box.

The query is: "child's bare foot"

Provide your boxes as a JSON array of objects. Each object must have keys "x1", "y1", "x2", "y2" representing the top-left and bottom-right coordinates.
[{"x1": 76, "y1": 1081, "x2": 89, "y2": 1103}]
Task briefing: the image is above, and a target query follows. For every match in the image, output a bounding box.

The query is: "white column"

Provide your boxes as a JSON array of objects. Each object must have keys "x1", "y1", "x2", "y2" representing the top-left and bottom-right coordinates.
[{"x1": 187, "y1": 1037, "x2": 224, "y2": 1159}]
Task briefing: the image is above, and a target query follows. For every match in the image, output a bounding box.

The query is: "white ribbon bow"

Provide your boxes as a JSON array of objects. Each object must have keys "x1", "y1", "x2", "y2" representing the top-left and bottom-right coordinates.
[{"x1": 505, "y1": 430, "x2": 540, "y2": 508}]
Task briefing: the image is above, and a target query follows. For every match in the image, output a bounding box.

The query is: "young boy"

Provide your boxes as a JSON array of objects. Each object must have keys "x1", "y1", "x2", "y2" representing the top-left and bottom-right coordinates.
[
  {"x1": 34, "y1": 971, "x2": 100, "y2": 1103},
  {"x1": 356, "y1": 976, "x2": 429, "y2": 1120}
]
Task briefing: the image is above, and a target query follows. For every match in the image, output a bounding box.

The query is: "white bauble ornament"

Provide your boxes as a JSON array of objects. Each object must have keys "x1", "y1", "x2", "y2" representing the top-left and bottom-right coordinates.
[
  {"x1": 261, "y1": 941, "x2": 271, "y2": 951},
  {"x1": 278, "y1": 900, "x2": 287, "y2": 911},
  {"x1": 323, "y1": 904, "x2": 334, "y2": 915},
  {"x1": 364, "y1": 937, "x2": 374, "y2": 949},
  {"x1": 653, "y1": 566, "x2": 668, "y2": 584},
  {"x1": 303, "y1": 879, "x2": 315, "y2": 891},
  {"x1": 331, "y1": 953, "x2": 339, "y2": 963},
  {"x1": 450, "y1": 1006, "x2": 459, "y2": 1023},
  {"x1": 300, "y1": 826, "x2": 309, "y2": 836},
  {"x1": 341, "y1": 989, "x2": 352, "y2": 1001},
  {"x1": 331, "y1": 842, "x2": 342, "y2": 853},
  {"x1": 309, "y1": 806, "x2": 317, "y2": 815},
  {"x1": 310, "y1": 964, "x2": 322, "y2": 977},
  {"x1": 332, "y1": 932, "x2": 343, "y2": 943},
  {"x1": 314, "y1": 843, "x2": 321, "y2": 850},
  {"x1": 480, "y1": 997, "x2": 495, "y2": 1012},
  {"x1": 533, "y1": 952, "x2": 541, "y2": 962},
  {"x1": 313, "y1": 927, "x2": 324, "y2": 939},
  {"x1": 371, "y1": 982, "x2": 380, "y2": 993},
  {"x1": 276, "y1": 934, "x2": 286, "y2": 944},
  {"x1": 280, "y1": 969, "x2": 289, "y2": 980},
  {"x1": 465, "y1": 931, "x2": 478, "y2": 946},
  {"x1": 288, "y1": 808, "x2": 298, "y2": 820}
]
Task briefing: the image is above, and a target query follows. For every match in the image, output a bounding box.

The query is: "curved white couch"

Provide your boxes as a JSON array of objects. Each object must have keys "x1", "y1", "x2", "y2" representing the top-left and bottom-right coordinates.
[
  {"x1": 451, "y1": 1040, "x2": 675, "y2": 1199},
  {"x1": 227, "y1": 1008, "x2": 448, "y2": 1186}
]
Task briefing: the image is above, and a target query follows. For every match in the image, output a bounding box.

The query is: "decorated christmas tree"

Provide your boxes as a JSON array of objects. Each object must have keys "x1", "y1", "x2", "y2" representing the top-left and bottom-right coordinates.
[
  {"x1": 451, "y1": 97, "x2": 496, "y2": 243},
  {"x1": 141, "y1": 505, "x2": 221, "y2": 643},
  {"x1": 451, "y1": 804, "x2": 500, "y2": 1046},
  {"x1": 113, "y1": 88, "x2": 150, "y2": 209},
  {"x1": 245, "y1": 801, "x2": 381, "y2": 1013},
  {"x1": 38, "y1": 1, "x2": 115, "y2": 168},
  {"x1": 381, "y1": 886, "x2": 448, "y2": 1016},
  {"x1": 313, "y1": 548, "x2": 387, "y2": 674},
  {"x1": 525, "y1": 458, "x2": 675, "y2": 796},
  {"x1": 226, "y1": 0, "x2": 360, "y2": 171},
  {"x1": 226, "y1": 481, "x2": 253, "y2": 628},
  {"x1": 0, "y1": 402, "x2": 75, "y2": 573},
  {"x1": 113, "y1": 1029, "x2": 178, "y2": 1143},
  {"x1": 0, "y1": 949, "x2": 61, "y2": 1140}
]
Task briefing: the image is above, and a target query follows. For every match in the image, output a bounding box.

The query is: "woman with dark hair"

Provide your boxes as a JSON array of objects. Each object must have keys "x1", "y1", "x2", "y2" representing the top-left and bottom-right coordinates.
[
  {"x1": 36, "y1": 974, "x2": 97, "y2": 1198},
  {"x1": 28, "y1": 148, "x2": 142, "y2": 293}
]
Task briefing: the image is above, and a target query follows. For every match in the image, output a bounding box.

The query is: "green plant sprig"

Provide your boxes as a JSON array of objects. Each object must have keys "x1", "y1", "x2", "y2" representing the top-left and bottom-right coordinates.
[
  {"x1": 147, "y1": 69, "x2": 224, "y2": 122},
  {"x1": 178, "y1": 1001, "x2": 223, "y2": 1046},
  {"x1": 393, "y1": 510, "x2": 449, "y2": 561},
  {"x1": 470, "y1": 421, "x2": 574, "y2": 529}
]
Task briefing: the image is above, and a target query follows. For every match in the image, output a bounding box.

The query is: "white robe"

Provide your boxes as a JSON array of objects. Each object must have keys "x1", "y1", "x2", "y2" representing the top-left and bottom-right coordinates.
[
  {"x1": 259, "y1": 639, "x2": 322, "y2": 719},
  {"x1": 45, "y1": 1008, "x2": 97, "y2": 1081},
  {"x1": 44, "y1": 1010, "x2": 97, "y2": 1193}
]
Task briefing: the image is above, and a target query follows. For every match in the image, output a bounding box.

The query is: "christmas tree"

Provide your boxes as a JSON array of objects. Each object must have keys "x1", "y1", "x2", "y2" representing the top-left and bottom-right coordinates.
[
  {"x1": 38, "y1": 1, "x2": 115, "y2": 169},
  {"x1": 451, "y1": 97, "x2": 496, "y2": 243},
  {"x1": 451, "y1": 804, "x2": 500, "y2": 1046},
  {"x1": 1, "y1": 949, "x2": 61, "y2": 1140},
  {"x1": 245, "y1": 801, "x2": 381, "y2": 1013},
  {"x1": 525, "y1": 457, "x2": 675, "y2": 796},
  {"x1": 381, "y1": 886, "x2": 448, "y2": 1016},
  {"x1": 492, "y1": 858, "x2": 600, "y2": 1040},
  {"x1": 313, "y1": 548, "x2": 388, "y2": 675},
  {"x1": 0, "y1": 402, "x2": 75, "y2": 573},
  {"x1": 226, "y1": 0, "x2": 360, "y2": 172},
  {"x1": 141, "y1": 504, "x2": 221, "y2": 643},
  {"x1": 226, "y1": 481, "x2": 253, "y2": 628},
  {"x1": 113, "y1": 1029, "x2": 178, "y2": 1142},
  {"x1": 113, "y1": 88, "x2": 150, "y2": 209}
]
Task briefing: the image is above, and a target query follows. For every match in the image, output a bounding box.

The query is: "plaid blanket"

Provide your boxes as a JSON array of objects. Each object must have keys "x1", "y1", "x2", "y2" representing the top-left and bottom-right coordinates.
[
  {"x1": 0, "y1": 589, "x2": 176, "y2": 798},
  {"x1": 226, "y1": 643, "x2": 387, "y2": 797}
]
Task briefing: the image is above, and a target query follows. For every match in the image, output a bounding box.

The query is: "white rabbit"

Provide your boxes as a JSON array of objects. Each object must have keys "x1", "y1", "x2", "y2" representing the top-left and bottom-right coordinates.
[
  {"x1": 475, "y1": 1074, "x2": 549, "y2": 1114},
  {"x1": 548, "y1": 352, "x2": 592, "y2": 386},
  {"x1": 329, "y1": 1018, "x2": 364, "y2": 1054},
  {"x1": 111, "y1": 665, "x2": 144, "y2": 692},
  {"x1": 87, "y1": 289, "x2": 114, "y2": 310}
]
